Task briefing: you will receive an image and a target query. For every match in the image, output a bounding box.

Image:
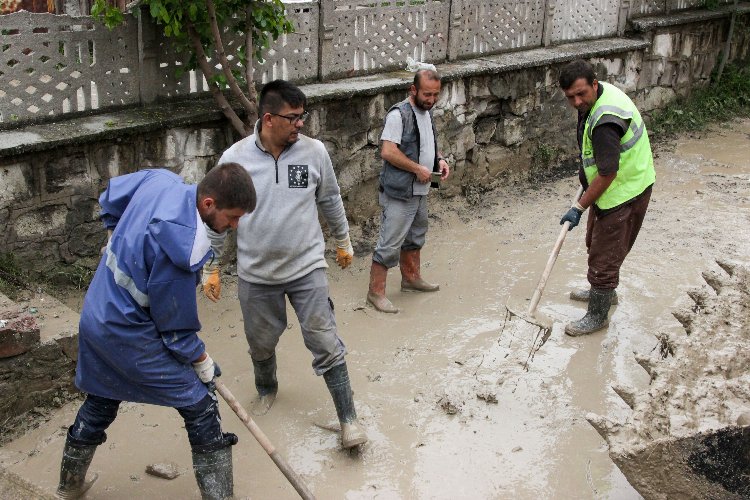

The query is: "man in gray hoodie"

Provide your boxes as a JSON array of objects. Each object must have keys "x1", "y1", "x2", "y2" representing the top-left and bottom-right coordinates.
[{"x1": 204, "y1": 80, "x2": 367, "y2": 449}]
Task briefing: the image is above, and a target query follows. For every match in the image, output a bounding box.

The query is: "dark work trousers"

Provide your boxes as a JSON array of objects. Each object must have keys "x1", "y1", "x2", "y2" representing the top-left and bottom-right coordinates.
[
  {"x1": 68, "y1": 393, "x2": 227, "y2": 453},
  {"x1": 585, "y1": 188, "x2": 652, "y2": 290}
]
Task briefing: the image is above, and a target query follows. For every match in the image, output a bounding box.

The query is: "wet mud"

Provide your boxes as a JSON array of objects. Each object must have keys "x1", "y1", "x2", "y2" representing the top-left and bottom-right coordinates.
[
  {"x1": 588, "y1": 258, "x2": 750, "y2": 499},
  {"x1": 0, "y1": 119, "x2": 749, "y2": 498}
]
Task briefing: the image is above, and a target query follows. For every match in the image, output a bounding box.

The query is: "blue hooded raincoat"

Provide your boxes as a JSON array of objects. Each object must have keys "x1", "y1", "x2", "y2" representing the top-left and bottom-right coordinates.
[{"x1": 75, "y1": 169, "x2": 212, "y2": 407}]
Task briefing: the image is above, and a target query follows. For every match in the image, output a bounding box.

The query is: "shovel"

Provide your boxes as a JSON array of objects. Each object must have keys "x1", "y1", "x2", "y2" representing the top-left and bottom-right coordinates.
[
  {"x1": 215, "y1": 379, "x2": 316, "y2": 500},
  {"x1": 506, "y1": 185, "x2": 585, "y2": 334}
]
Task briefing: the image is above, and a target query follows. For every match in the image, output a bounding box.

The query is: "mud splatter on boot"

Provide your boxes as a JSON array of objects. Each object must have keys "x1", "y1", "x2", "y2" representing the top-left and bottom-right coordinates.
[
  {"x1": 565, "y1": 288, "x2": 613, "y2": 336},
  {"x1": 323, "y1": 363, "x2": 368, "y2": 448},
  {"x1": 56, "y1": 437, "x2": 98, "y2": 499}
]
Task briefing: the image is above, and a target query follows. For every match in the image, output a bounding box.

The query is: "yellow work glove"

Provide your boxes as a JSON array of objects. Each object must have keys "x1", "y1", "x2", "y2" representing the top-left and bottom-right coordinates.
[
  {"x1": 201, "y1": 264, "x2": 221, "y2": 302},
  {"x1": 335, "y1": 235, "x2": 354, "y2": 269}
]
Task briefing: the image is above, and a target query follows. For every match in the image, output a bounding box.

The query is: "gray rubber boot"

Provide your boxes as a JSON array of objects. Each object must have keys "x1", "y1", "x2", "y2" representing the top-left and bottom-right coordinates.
[
  {"x1": 56, "y1": 437, "x2": 99, "y2": 499},
  {"x1": 192, "y1": 447, "x2": 233, "y2": 500},
  {"x1": 251, "y1": 354, "x2": 278, "y2": 416},
  {"x1": 323, "y1": 363, "x2": 368, "y2": 448},
  {"x1": 565, "y1": 288, "x2": 613, "y2": 337},
  {"x1": 569, "y1": 287, "x2": 618, "y2": 305}
]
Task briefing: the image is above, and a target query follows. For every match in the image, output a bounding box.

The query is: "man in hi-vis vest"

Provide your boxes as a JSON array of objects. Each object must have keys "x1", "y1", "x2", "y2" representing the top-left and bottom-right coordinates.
[{"x1": 558, "y1": 59, "x2": 655, "y2": 337}]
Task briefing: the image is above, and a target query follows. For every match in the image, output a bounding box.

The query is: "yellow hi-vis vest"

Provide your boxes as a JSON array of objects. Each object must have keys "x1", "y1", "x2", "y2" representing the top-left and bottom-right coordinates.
[{"x1": 582, "y1": 81, "x2": 656, "y2": 210}]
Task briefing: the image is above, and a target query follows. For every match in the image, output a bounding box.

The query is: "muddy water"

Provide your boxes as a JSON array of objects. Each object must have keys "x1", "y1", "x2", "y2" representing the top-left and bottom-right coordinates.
[{"x1": 1, "y1": 120, "x2": 749, "y2": 499}]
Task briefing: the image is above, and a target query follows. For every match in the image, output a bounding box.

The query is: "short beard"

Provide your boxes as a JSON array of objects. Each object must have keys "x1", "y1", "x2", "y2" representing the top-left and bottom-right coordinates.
[
  {"x1": 414, "y1": 96, "x2": 433, "y2": 111},
  {"x1": 203, "y1": 213, "x2": 221, "y2": 233}
]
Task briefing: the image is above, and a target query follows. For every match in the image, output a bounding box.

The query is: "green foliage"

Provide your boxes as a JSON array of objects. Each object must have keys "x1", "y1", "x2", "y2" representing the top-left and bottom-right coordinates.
[
  {"x1": 0, "y1": 253, "x2": 95, "y2": 299},
  {"x1": 701, "y1": 0, "x2": 721, "y2": 9},
  {"x1": 649, "y1": 63, "x2": 750, "y2": 137},
  {"x1": 48, "y1": 263, "x2": 95, "y2": 291},
  {"x1": 90, "y1": 1, "x2": 125, "y2": 27},
  {"x1": 0, "y1": 253, "x2": 30, "y2": 298},
  {"x1": 531, "y1": 142, "x2": 560, "y2": 170},
  {"x1": 91, "y1": 0, "x2": 294, "y2": 86}
]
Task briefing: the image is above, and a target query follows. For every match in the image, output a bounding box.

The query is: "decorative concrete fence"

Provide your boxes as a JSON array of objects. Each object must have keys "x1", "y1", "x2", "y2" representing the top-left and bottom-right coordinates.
[{"x1": 0, "y1": 0, "x2": 738, "y2": 124}]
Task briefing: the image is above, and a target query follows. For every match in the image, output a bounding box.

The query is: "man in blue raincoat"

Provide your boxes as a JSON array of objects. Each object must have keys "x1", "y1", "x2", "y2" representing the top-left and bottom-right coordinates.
[{"x1": 55, "y1": 163, "x2": 256, "y2": 500}]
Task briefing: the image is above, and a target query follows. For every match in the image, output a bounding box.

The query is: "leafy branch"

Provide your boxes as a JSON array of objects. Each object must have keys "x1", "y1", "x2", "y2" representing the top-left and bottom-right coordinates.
[{"x1": 92, "y1": 0, "x2": 295, "y2": 136}]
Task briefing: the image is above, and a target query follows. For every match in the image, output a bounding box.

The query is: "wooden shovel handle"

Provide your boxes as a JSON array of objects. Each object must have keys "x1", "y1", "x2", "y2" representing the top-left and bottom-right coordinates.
[
  {"x1": 215, "y1": 379, "x2": 317, "y2": 500},
  {"x1": 527, "y1": 185, "x2": 585, "y2": 318}
]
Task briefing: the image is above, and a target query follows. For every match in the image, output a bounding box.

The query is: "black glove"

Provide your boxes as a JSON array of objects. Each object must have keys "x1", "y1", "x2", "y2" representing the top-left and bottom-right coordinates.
[
  {"x1": 560, "y1": 206, "x2": 583, "y2": 231},
  {"x1": 221, "y1": 432, "x2": 238, "y2": 447}
]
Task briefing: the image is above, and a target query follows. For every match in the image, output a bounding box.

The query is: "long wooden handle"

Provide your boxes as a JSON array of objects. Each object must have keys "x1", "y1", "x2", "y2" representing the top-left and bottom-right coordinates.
[
  {"x1": 215, "y1": 379, "x2": 317, "y2": 500},
  {"x1": 527, "y1": 185, "x2": 585, "y2": 318}
]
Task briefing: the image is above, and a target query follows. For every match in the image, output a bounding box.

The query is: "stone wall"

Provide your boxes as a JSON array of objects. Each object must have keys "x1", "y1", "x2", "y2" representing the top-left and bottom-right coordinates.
[
  {"x1": 0, "y1": 126, "x2": 233, "y2": 272},
  {"x1": 0, "y1": 291, "x2": 79, "y2": 443},
  {"x1": 0, "y1": 12, "x2": 748, "y2": 272}
]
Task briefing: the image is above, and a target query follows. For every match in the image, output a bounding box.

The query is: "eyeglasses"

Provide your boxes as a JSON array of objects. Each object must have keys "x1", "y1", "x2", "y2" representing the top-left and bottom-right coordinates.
[{"x1": 268, "y1": 111, "x2": 309, "y2": 124}]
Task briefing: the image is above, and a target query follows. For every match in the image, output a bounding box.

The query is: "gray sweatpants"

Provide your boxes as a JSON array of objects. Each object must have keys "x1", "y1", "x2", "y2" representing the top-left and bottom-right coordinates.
[
  {"x1": 372, "y1": 191, "x2": 428, "y2": 268},
  {"x1": 238, "y1": 268, "x2": 346, "y2": 375}
]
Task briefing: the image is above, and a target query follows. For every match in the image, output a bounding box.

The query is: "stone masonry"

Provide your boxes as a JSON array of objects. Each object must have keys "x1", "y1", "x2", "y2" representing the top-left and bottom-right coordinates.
[{"x1": 0, "y1": 12, "x2": 748, "y2": 273}]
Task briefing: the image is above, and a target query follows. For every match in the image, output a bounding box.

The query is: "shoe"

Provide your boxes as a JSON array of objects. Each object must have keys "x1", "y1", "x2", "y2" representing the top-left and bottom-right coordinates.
[
  {"x1": 569, "y1": 287, "x2": 618, "y2": 305},
  {"x1": 192, "y1": 447, "x2": 233, "y2": 500},
  {"x1": 367, "y1": 261, "x2": 398, "y2": 313},
  {"x1": 400, "y1": 249, "x2": 439, "y2": 292},
  {"x1": 565, "y1": 288, "x2": 613, "y2": 337},
  {"x1": 56, "y1": 435, "x2": 98, "y2": 500},
  {"x1": 323, "y1": 363, "x2": 368, "y2": 449},
  {"x1": 251, "y1": 354, "x2": 278, "y2": 416}
]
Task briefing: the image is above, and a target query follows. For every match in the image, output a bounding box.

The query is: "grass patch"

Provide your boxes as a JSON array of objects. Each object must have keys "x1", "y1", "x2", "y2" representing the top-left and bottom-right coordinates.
[
  {"x1": 0, "y1": 252, "x2": 94, "y2": 300},
  {"x1": 0, "y1": 253, "x2": 32, "y2": 299},
  {"x1": 649, "y1": 62, "x2": 750, "y2": 137}
]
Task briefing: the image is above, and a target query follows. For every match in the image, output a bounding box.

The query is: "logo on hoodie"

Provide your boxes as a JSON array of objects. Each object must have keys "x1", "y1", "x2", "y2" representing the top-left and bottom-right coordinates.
[{"x1": 288, "y1": 164, "x2": 309, "y2": 188}]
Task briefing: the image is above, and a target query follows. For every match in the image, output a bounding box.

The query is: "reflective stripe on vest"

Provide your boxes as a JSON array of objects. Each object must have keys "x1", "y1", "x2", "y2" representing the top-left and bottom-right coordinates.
[{"x1": 581, "y1": 82, "x2": 656, "y2": 210}]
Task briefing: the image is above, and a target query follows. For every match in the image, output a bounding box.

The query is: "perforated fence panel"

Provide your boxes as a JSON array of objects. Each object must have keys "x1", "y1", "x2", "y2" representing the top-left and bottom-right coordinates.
[
  {"x1": 668, "y1": 0, "x2": 733, "y2": 10},
  {"x1": 155, "y1": 1, "x2": 319, "y2": 98},
  {"x1": 629, "y1": 0, "x2": 666, "y2": 17},
  {"x1": 448, "y1": 0, "x2": 545, "y2": 59},
  {"x1": 545, "y1": 0, "x2": 621, "y2": 44},
  {"x1": 0, "y1": 11, "x2": 139, "y2": 123},
  {"x1": 255, "y1": 1, "x2": 319, "y2": 84},
  {"x1": 320, "y1": 0, "x2": 450, "y2": 80}
]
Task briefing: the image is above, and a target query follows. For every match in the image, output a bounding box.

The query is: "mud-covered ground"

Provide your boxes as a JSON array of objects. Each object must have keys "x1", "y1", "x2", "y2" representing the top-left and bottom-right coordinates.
[{"x1": 1, "y1": 119, "x2": 748, "y2": 499}]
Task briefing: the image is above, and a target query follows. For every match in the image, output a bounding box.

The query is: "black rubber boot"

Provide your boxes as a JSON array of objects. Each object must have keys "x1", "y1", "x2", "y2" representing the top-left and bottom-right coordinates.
[
  {"x1": 565, "y1": 288, "x2": 613, "y2": 337},
  {"x1": 192, "y1": 447, "x2": 233, "y2": 500},
  {"x1": 56, "y1": 435, "x2": 99, "y2": 499},
  {"x1": 569, "y1": 287, "x2": 618, "y2": 305},
  {"x1": 323, "y1": 363, "x2": 368, "y2": 448},
  {"x1": 251, "y1": 354, "x2": 278, "y2": 416}
]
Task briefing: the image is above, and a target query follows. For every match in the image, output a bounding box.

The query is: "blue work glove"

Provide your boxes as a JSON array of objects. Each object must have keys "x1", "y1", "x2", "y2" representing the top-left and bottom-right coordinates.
[{"x1": 560, "y1": 206, "x2": 583, "y2": 231}]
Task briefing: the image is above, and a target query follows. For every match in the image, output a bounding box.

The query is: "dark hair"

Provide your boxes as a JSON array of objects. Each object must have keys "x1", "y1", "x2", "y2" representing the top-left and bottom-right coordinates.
[
  {"x1": 413, "y1": 69, "x2": 441, "y2": 90},
  {"x1": 558, "y1": 59, "x2": 597, "y2": 90},
  {"x1": 198, "y1": 162, "x2": 256, "y2": 212},
  {"x1": 259, "y1": 80, "x2": 307, "y2": 115}
]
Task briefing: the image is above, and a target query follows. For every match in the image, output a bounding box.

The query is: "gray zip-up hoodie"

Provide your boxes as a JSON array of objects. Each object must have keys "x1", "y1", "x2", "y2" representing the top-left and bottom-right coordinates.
[{"x1": 210, "y1": 120, "x2": 349, "y2": 285}]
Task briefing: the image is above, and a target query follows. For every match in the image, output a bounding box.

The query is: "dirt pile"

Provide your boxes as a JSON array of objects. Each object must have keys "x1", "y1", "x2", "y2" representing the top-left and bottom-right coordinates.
[{"x1": 588, "y1": 260, "x2": 750, "y2": 499}]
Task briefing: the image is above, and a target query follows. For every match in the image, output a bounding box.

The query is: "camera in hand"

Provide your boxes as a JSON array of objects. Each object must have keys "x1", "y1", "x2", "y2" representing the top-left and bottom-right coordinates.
[{"x1": 430, "y1": 171, "x2": 442, "y2": 188}]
